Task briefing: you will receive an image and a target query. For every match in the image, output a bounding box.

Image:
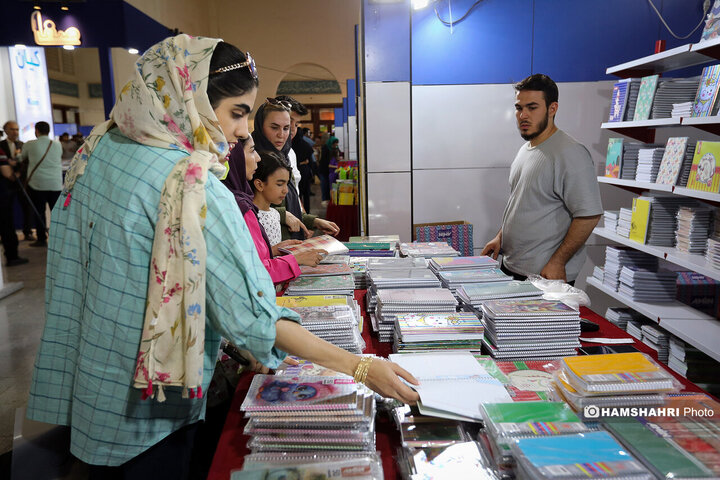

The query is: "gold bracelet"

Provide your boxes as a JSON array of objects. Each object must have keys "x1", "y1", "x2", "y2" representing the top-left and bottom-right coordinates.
[{"x1": 353, "y1": 356, "x2": 373, "y2": 384}]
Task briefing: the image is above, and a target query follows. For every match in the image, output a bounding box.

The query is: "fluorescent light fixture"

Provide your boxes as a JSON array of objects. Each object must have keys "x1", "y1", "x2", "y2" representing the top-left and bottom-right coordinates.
[
  {"x1": 61, "y1": 6, "x2": 69, "y2": 10},
  {"x1": 14, "y1": 44, "x2": 26, "y2": 49},
  {"x1": 33, "y1": 5, "x2": 41, "y2": 10},
  {"x1": 63, "y1": 45, "x2": 75, "y2": 50},
  {"x1": 412, "y1": 0, "x2": 430, "y2": 9},
  {"x1": 128, "y1": 48, "x2": 139, "y2": 55}
]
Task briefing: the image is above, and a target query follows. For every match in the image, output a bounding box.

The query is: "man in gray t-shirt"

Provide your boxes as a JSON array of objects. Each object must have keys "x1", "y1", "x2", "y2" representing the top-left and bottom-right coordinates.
[{"x1": 482, "y1": 74, "x2": 602, "y2": 283}]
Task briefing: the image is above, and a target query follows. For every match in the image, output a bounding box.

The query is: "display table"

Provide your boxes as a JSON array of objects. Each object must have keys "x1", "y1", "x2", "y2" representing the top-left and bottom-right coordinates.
[
  {"x1": 207, "y1": 292, "x2": 713, "y2": 480},
  {"x1": 324, "y1": 201, "x2": 359, "y2": 241}
]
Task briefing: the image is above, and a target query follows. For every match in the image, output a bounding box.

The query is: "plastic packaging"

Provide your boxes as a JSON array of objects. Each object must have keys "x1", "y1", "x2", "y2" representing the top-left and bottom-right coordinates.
[
  {"x1": 232, "y1": 453, "x2": 384, "y2": 480},
  {"x1": 527, "y1": 274, "x2": 591, "y2": 310}
]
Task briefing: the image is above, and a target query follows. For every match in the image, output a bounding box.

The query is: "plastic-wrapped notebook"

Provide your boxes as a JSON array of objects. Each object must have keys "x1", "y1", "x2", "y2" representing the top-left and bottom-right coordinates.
[
  {"x1": 279, "y1": 234, "x2": 349, "y2": 256},
  {"x1": 377, "y1": 287, "x2": 457, "y2": 305},
  {"x1": 276, "y1": 295, "x2": 350, "y2": 308},
  {"x1": 561, "y1": 353, "x2": 676, "y2": 395},
  {"x1": 349, "y1": 234, "x2": 399, "y2": 243},
  {"x1": 343, "y1": 242, "x2": 393, "y2": 251},
  {"x1": 429, "y1": 256, "x2": 499, "y2": 270},
  {"x1": 493, "y1": 360, "x2": 558, "y2": 401},
  {"x1": 459, "y1": 281, "x2": 543, "y2": 301},
  {"x1": 285, "y1": 274, "x2": 355, "y2": 292},
  {"x1": 438, "y1": 268, "x2": 511, "y2": 283},
  {"x1": 299, "y1": 263, "x2": 352, "y2": 276},
  {"x1": 399, "y1": 417, "x2": 467, "y2": 448},
  {"x1": 231, "y1": 456, "x2": 384, "y2": 479},
  {"x1": 553, "y1": 371, "x2": 664, "y2": 413},
  {"x1": 482, "y1": 299, "x2": 579, "y2": 318},
  {"x1": 511, "y1": 431, "x2": 652, "y2": 479},
  {"x1": 395, "y1": 312, "x2": 483, "y2": 342},
  {"x1": 241, "y1": 375, "x2": 362, "y2": 412}
]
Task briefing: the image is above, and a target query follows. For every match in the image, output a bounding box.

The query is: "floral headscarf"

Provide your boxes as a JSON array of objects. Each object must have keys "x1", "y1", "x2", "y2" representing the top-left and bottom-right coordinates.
[{"x1": 62, "y1": 34, "x2": 232, "y2": 401}]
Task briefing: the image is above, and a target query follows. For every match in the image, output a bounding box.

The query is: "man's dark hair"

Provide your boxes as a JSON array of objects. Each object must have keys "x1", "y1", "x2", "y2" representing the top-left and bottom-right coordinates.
[
  {"x1": 514, "y1": 74, "x2": 558, "y2": 107},
  {"x1": 35, "y1": 121, "x2": 50, "y2": 135},
  {"x1": 275, "y1": 95, "x2": 308, "y2": 116}
]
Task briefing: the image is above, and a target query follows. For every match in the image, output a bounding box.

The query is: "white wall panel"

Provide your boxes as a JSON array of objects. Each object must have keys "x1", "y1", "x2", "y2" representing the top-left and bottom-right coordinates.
[
  {"x1": 368, "y1": 172, "x2": 412, "y2": 242},
  {"x1": 412, "y1": 167, "x2": 510, "y2": 251},
  {"x1": 366, "y1": 82, "x2": 411, "y2": 172},
  {"x1": 412, "y1": 84, "x2": 523, "y2": 170},
  {"x1": 347, "y1": 116, "x2": 357, "y2": 160}
]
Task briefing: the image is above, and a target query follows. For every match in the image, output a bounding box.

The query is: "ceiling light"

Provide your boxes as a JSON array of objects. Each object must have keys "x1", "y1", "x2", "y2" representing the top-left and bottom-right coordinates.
[
  {"x1": 33, "y1": 5, "x2": 41, "y2": 10},
  {"x1": 61, "y1": 6, "x2": 69, "y2": 10},
  {"x1": 128, "y1": 48, "x2": 139, "y2": 55},
  {"x1": 63, "y1": 45, "x2": 75, "y2": 50},
  {"x1": 14, "y1": 44, "x2": 26, "y2": 49},
  {"x1": 412, "y1": 0, "x2": 430, "y2": 9}
]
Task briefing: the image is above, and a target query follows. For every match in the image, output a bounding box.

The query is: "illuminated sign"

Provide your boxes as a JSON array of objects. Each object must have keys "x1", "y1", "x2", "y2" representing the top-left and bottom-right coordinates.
[
  {"x1": 31, "y1": 11, "x2": 81, "y2": 46},
  {"x1": 9, "y1": 46, "x2": 54, "y2": 142}
]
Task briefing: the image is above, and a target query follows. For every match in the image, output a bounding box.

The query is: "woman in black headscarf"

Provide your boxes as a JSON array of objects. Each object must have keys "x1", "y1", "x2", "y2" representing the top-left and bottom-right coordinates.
[{"x1": 251, "y1": 98, "x2": 339, "y2": 241}]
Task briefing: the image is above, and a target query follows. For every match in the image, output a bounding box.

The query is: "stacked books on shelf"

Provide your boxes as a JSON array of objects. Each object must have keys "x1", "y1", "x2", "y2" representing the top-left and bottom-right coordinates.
[
  {"x1": 707, "y1": 236, "x2": 720, "y2": 268},
  {"x1": 618, "y1": 266, "x2": 678, "y2": 303},
  {"x1": 480, "y1": 299, "x2": 581, "y2": 360},
  {"x1": 620, "y1": 142, "x2": 647, "y2": 180},
  {"x1": 653, "y1": 77, "x2": 701, "y2": 119},
  {"x1": 510, "y1": 431, "x2": 652, "y2": 480},
  {"x1": 602, "y1": 395, "x2": 720, "y2": 479},
  {"x1": 285, "y1": 273, "x2": 355, "y2": 296},
  {"x1": 608, "y1": 78, "x2": 641, "y2": 122},
  {"x1": 692, "y1": 65, "x2": 720, "y2": 117},
  {"x1": 676, "y1": 271, "x2": 720, "y2": 316},
  {"x1": 671, "y1": 101, "x2": 692, "y2": 118},
  {"x1": 675, "y1": 206, "x2": 713, "y2": 253},
  {"x1": 604, "y1": 307, "x2": 647, "y2": 330},
  {"x1": 456, "y1": 281, "x2": 543, "y2": 313},
  {"x1": 626, "y1": 316, "x2": 653, "y2": 341},
  {"x1": 592, "y1": 265, "x2": 604, "y2": 282},
  {"x1": 667, "y1": 337, "x2": 719, "y2": 387},
  {"x1": 428, "y1": 255, "x2": 499, "y2": 273},
  {"x1": 232, "y1": 452, "x2": 384, "y2": 480},
  {"x1": 603, "y1": 210, "x2": 619, "y2": 231},
  {"x1": 635, "y1": 147, "x2": 665, "y2": 182},
  {"x1": 632, "y1": 194, "x2": 699, "y2": 247},
  {"x1": 616, "y1": 207, "x2": 633, "y2": 237},
  {"x1": 399, "y1": 242, "x2": 459, "y2": 258},
  {"x1": 553, "y1": 353, "x2": 676, "y2": 415},
  {"x1": 479, "y1": 402, "x2": 591, "y2": 475},
  {"x1": 437, "y1": 268, "x2": 512, "y2": 294},
  {"x1": 375, "y1": 288, "x2": 458, "y2": 342},
  {"x1": 602, "y1": 246, "x2": 659, "y2": 292},
  {"x1": 640, "y1": 324, "x2": 669, "y2": 363},
  {"x1": 633, "y1": 74, "x2": 659, "y2": 121},
  {"x1": 656, "y1": 137, "x2": 695, "y2": 186},
  {"x1": 392, "y1": 312, "x2": 484, "y2": 353},
  {"x1": 240, "y1": 374, "x2": 377, "y2": 453},
  {"x1": 687, "y1": 140, "x2": 720, "y2": 193}
]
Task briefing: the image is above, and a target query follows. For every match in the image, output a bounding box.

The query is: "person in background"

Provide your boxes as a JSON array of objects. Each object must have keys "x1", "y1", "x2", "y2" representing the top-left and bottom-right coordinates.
[
  {"x1": 0, "y1": 147, "x2": 28, "y2": 266},
  {"x1": 26, "y1": 35, "x2": 418, "y2": 477},
  {"x1": 319, "y1": 135, "x2": 339, "y2": 206},
  {"x1": 481, "y1": 74, "x2": 602, "y2": 284},
  {"x1": 251, "y1": 98, "x2": 340, "y2": 240},
  {"x1": 21, "y1": 121, "x2": 63, "y2": 247},
  {"x1": 275, "y1": 96, "x2": 314, "y2": 212},
  {"x1": 59, "y1": 132, "x2": 79, "y2": 171},
  {"x1": 1, "y1": 120, "x2": 35, "y2": 241},
  {"x1": 302, "y1": 127, "x2": 318, "y2": 196}
]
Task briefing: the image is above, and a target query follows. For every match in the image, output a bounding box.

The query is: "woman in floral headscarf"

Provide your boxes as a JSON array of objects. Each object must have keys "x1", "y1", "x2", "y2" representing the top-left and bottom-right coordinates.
[{"x1": 25, "y1": 34, "x2": 418, "y2": 475}]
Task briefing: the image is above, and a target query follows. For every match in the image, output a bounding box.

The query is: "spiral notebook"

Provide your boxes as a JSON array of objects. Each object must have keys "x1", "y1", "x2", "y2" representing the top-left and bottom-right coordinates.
[
  {"x1": 377, "y1": 287, "x2": 457, "y2": 305},
  {"x1": 458, "y1": 281, "x2": 543, "y2": 302},
  {"x1": 279, "y1": 234, "x2": 349, "y2": 256},
  {"x1": 429, "y1": 255, "x2": 499, "y2": 271},
  {"x1": 241, "y1": 375, "x2": 363, "y2": 412},
  {"x1": 482, "y1": 299, "x2": 579, "y2": 318}
]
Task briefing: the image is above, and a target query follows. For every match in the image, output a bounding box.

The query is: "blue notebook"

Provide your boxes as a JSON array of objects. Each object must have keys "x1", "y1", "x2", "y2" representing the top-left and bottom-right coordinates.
[{"x1": 609, "y1": 80, "x2": 630, "y2": 122}]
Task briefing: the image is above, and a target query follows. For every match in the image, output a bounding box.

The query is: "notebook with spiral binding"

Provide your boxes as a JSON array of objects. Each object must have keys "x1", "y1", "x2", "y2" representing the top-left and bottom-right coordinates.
[
  {"x1": 241, "y1": 375, "x2": 364, "y2": 412},
  {"x1": 482, "y1": 299, "x2": 579, "y2": 318}
]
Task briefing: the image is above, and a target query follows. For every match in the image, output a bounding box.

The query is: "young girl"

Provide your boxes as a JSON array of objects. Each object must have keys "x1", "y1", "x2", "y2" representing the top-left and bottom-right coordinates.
[{"x1": 252, "y1": 151, "x2": 290, "y2": 247}]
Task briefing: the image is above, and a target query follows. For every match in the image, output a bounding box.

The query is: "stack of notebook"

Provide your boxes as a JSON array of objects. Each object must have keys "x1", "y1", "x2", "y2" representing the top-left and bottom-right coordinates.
[
  {"x1": 320, "y1": 254, "x2": 350, "y2": 264},
  {"x1": 392, "y1": 312, "x2": 484, "y2": 353},
  {"x1": 298, "y1": 263, "x2": 352, "y2": 277},
  {"x1": 510, "y1": 431, "x2": 652, "y2": 480},
  {"x1": 706, "y1": 236, "x2": 720, "y2": 269},
  {"x1": 626, "y1": 316, "x2": 653, "y2": 341},
  {"x1": 375, "y1": 288, "x2": 458, "y2": 342},
  {"x1": 618, "y1": 266, "x2": 678, "y2": 302},
  {"x1": 553, "y1": 353, "x2": 675, "y2": 415},
  {"x1": 651, "y1": 77, "x2": 700, "y2": 119},
  {"x1": 456, "y1": 281, "x2": 543, "y2": 312},
  {"x1": 667, "y1": 338, "x2": 719, "y2": 385},
  {"x1": 644, "y1": 195, "x2": 699, "y2": 247},
  {"x1": 635, "y1": 147, "x2": 665, "y2": 182},
  {"x1": 592, "y1": 265, "x2": 604, "y2": 282},
  {"x1": 348, "y1": 258, "x2": 368, "y2": 289},
  {"x1": 368, "y1": 268, "x2": 440, "y2": 291},
  {"x1": 428, "y1": 255, "x2": 499, "y2": 273},
  {"x1": 437, "y1": 268, "x2": 512, "y2": 294},
  {"x1": 364, "y1": 257, "x2": 430, "y2": 313},
  {"x1": 656, "y1": 137, "x2": 696, "y2": 186},
  {"x1": 620, "y1": 142, "x2": 647, "y2": 179},
  {"x1": 480, "y1": 402, "x2": 591, "y2": 475},
  {"x1": 671, "y1": 101, "x2": 693, "y2": 118},
  {"x1": 290, "y1": 305, "x2": 365, "y2": 354},
  {"x1": 240, "y1": 374, "x2": 376, "y2": 454},
  {"x1": 604, "y1": 307, "x2": 647, "y2": 330},
  {"x1": 233, "y1": 452, "x2": 384, "y2": 480},
  {"x1": 480, "y1": 299, "x2": 581, "y2": 359},
  {"x1": 640, "y1": 324, "x2": 669, "y2": 363},
  {"x1": 675, "y1": 206, "x2": 713, "y2": 254},
  {"x1": 603, "y1": 210, "x2": 619, "y2": 231},
  {"x1": 285, "y1": 273, "x2": 355, "y2": 296},
  {"x1": 616, "y1": 207, "x2": 633, "y2": 237},
  {"x1": 343, "y1": 240, "x2": 397, "y2": 257},
  {"x1": 399, "y1": 242, "x2": 460, "y2": 258},
  {"x1": 603, "y1": 246, "x2": 659, "y2": 292}
]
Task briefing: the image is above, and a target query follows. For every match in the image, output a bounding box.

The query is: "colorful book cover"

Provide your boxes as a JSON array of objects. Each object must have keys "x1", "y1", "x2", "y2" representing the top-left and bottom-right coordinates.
[
  {"x1": 279, "y1": 234, "x2": 349, "y2": 256},
  {"x1": 287, "y1": 274, "x2": 355, "y2": 291},
  {"x1": 692, "y1": 64, "x2": 720, "y2": 117},
  {"x1": 494, "y1": 360, "x2": 559, "y2": 401},
  {"x1": 438, "y1": 268, "x2": 509, "y2": 282},
  {"x1": 299, "y1": 263, "x2": 352, "y2": 276},
  {"x1": 240, "y1": 375, "x2": 361, "y2": 412},
  {"x1": 629, "y1": 197, "x2": 652, "y2": 244},
  {"x1": 633, "y1": 74, "x2": 659, "y2": 121},
  {"x1": 343, "y1": 242, "x2": 393, "y2": 251},
  {"x1": 482, "y1": 299, "x2": 578, "y2": 317},
  {"x1": 483, "y1": 402, "x2": 587, "y2": 438},
  {"x1": 605, "y1": 137, "x2": 624, "y2": 178},
  {"x1": 396, "y1": 313, "x2": 483, "y2": 333},
  {"x1": 608, "y1": 79, "x2": 630, "y2": 122},
  {"x1": 276, "y1": 295, "x2": 349, "y2": 308},
  {"x1": 562, "y1": 352, "x2": 673, "y2": 389},
  {"x1": 656, "y1": 137, "x2": 689, "y2": 185},
  {"x1": 687, "y1": 141, "x2": 720, "y2": 193},
  {"x1": 431, "y1": 256, "x2": 498, "y2": 268}
]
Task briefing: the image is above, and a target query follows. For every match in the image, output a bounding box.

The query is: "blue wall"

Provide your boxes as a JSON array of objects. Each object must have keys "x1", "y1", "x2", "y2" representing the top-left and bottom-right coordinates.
[{"x1": 364, "y1": 0, "x2": 710, "y2": 84}]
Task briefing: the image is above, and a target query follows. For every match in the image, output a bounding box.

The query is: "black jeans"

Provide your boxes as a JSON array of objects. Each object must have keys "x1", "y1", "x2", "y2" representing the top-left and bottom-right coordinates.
[
  {"x1": 27, "y1": 187, "x2": 60, "y2": 241},
  {"x1": 0, "y1": 189, "x2": 20, "y2": 259}
]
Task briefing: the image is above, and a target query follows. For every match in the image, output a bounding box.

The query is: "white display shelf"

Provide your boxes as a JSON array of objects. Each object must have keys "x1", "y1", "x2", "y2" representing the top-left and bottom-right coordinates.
[
  {"x1": 671, "y1": 186, "x2": 720, "y2": 203},
  {"x1": 597, "y1": 177, "x2": 720, "y2": 203},
  {"x1": 593, "y1": 227, "x2": 720, "y2": 282},
  {"x1": 680, "y1": 115, "x2": 720, "y2": 136},
  {"x1": 600, "y1": 118, "x2": 680, "y2": 129},
  {"x1": 585, "y1": 277, "x2": 720, "y2": 362},
  {"x1": 607, "y1": 39, "x2": 720, "y2": 78}
]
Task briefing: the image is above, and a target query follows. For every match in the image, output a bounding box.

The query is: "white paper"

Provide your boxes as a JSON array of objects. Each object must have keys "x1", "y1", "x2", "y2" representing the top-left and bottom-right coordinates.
[{"x1": 578, "y1": 337, "x2": 636, "y2": 344}]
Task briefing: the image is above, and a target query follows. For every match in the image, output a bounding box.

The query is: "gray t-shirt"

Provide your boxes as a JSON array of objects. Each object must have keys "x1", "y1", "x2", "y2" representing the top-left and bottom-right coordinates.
[{"x1": 501, "y1": 129, "x2": 603, "y2": 282}]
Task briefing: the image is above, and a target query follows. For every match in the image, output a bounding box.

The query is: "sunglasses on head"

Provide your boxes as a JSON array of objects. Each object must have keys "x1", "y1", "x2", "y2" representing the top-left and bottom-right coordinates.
[
  {"x1": 210, "y1": 51, "x2": 258, "y2": 80},
  {"x1": 264, "y1": 97, "x2": 292, "y2": 110}
]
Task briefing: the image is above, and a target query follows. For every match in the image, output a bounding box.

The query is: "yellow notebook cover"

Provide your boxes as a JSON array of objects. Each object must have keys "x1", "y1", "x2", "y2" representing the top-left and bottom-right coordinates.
[
  {"x1": 276, "y1": 295, "x2": 348, "y2": 308},
  {"x1": 629, "y1": 197, "x2": 651, "y2": 244},
  {"x1": 687, "y1": 140, "x2": 720, "y2": 193},
  {"x1": 563, "y1": 352, "x2": 658, "y2": 377}
]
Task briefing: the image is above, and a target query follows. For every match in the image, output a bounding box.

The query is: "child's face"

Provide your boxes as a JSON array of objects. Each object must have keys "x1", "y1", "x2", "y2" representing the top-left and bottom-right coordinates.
[{"x1": 261, "y1": 168, "x2": 290, "y2": 204}]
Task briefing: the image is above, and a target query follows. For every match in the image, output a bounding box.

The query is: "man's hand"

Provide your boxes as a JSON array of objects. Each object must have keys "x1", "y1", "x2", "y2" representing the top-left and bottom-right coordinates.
[
  {"x1": 285, "y1": 211, "x2": 312, "y2": 238},
  {"x1": 481, "y1": 233, "x2": 502, "y2": 259},
  {"x1": 313, "y1": 218, "x2": 340, "y2": 236},
  {"x1": 540, "y1": 260, "x2": 567, "y2": 281}
]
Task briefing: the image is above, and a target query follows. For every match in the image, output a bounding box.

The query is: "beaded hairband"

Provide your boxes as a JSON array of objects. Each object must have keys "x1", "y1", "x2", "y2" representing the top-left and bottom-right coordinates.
[{"x1": 210, "y1": 52, "x2": 257, "y2": 79}]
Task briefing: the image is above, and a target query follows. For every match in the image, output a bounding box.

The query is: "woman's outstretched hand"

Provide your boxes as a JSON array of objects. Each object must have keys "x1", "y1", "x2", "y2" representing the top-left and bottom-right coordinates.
[{"x1": 364, "y1": 358, "x2": 420, "y2": 405}]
